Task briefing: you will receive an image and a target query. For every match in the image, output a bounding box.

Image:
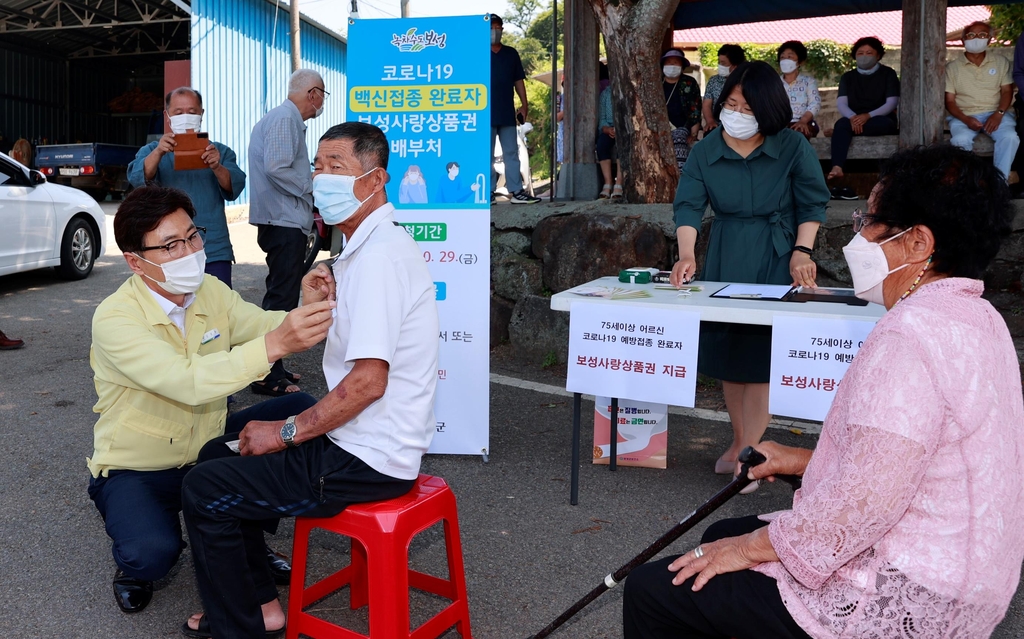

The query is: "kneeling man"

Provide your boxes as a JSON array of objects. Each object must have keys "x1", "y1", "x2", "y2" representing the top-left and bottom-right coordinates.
[
  {"x1": 181, "y1": 122, "x2": 440, "y2": 638},
  {"x1": 88, "y1": 186, "x2": 336, "y2": 614}
]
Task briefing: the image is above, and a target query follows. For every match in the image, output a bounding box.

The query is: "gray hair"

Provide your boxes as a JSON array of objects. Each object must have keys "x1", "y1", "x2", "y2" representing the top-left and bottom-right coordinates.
[
  {"x1": 164, "y1": 86, "x2": 203, "y2": 110},
  {"x1": 288, "y1": 69, "x2": 324, "y2": 95},
  {"x1": 320, "y1": 122, "x2": 389, "y2": 171}
]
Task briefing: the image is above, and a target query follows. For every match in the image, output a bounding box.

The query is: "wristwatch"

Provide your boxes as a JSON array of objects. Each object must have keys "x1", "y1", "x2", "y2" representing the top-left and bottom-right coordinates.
[
  {"x1": 998, "y1": 109, "x2": 1007, "y2": 115},
  {"x1": 280, "y1": 415, "x2": 298, "y2": 448}
]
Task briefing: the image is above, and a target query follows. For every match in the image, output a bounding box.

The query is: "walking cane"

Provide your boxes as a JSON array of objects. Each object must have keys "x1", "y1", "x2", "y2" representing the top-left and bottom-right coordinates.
[{"x1": 527, "y1": 446, "x2": 801, "y2": 639}]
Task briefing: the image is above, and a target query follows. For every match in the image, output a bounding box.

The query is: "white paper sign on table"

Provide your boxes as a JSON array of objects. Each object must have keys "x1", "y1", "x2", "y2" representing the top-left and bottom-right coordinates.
[
  {"x1": 566, "y1": 301, "x2": 701, "y2": 406},
  {"x1": 769, "y1": 315, "x2": 877, "y2": 421}
]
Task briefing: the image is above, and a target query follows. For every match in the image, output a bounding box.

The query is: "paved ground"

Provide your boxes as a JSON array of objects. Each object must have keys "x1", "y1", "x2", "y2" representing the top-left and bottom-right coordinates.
[{"x1": 0, "y1": 207, "x2": 1022, "y2": 638}]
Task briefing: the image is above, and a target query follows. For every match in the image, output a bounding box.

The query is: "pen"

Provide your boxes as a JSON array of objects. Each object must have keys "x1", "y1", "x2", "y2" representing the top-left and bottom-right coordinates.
[{"x1": 732, "y1": 294, "x2": 762, "y2": 299}]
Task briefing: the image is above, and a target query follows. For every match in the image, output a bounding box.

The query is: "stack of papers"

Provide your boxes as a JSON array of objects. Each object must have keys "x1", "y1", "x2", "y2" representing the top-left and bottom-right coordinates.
[
  {"x1": 711, "y1": 284, "x2": 795, "y2": 300},
  {"x1": 571, "y1": 286, "x2": 652, "y2": 300}
]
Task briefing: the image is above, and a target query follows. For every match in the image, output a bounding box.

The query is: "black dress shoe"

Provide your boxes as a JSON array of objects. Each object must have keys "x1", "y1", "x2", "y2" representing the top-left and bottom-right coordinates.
[
  {"x1": 266, "y1": 544, "x2": 292, "y2": 585},
  {"x1": 113, "y1": 569, "x2": 152, "y2": 613}
]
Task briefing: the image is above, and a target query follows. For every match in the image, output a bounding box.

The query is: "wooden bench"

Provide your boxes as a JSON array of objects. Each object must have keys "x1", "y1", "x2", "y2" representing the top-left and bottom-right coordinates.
[{"x1": 809, "y1": 134, "x2": 995, "y2": 161}]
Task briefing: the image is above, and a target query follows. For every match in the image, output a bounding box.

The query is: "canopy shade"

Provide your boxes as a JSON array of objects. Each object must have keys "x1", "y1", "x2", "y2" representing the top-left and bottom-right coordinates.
[{"x1": 673, "y1": 0, "x2": 1017, "y2": 29}]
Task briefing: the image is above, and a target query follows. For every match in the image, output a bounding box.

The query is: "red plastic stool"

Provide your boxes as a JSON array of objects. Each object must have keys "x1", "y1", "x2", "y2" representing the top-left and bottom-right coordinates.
[{"x1": 287, "y1": 474, "x2": 473, "y2": 639}]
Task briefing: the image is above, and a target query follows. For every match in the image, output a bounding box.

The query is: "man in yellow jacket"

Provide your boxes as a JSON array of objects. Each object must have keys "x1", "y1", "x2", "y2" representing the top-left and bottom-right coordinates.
[{"x1": 87, "y1": 185, "x2": 335, "y2": 614}]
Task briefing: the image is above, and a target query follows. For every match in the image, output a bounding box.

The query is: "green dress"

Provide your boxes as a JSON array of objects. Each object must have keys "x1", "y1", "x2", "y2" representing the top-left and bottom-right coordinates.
[{"x1": 674, "y1": 127, "x2": 829, "y2": 383}]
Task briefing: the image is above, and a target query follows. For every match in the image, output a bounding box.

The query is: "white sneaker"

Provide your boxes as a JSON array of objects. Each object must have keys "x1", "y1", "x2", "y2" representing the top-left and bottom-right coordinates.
[{"x1": 509, "y1": 189, "x2": 541, "y2": 204}]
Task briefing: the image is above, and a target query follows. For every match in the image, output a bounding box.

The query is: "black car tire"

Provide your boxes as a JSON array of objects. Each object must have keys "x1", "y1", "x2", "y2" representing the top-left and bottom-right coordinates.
[
  {"x1": 55, "y1": 217, "x2": 97, "y2": 280},
  {"x1": 303, "y1": 228, "x2": 323, "y2": 273}
]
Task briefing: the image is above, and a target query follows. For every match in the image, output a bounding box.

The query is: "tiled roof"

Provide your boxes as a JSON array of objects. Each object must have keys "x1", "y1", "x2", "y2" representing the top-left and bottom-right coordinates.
[{"x1": 673, "y1": 5, "x2": 991, "y2": 46}]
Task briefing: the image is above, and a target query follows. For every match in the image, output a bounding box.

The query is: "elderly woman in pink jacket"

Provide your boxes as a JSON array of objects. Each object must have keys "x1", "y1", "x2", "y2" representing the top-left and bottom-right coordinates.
[{"x1": 623, "y1": 144, "x2": 1024, "y2": 639}]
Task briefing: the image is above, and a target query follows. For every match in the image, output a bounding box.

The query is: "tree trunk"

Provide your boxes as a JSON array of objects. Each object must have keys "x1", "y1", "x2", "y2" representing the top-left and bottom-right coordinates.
[{"x1": 588, "y1": 0, "x2": 680, "y2": 203}]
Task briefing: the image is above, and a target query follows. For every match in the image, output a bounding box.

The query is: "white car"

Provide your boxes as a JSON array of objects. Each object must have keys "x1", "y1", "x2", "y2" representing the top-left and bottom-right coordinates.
[{"x1": 0, "y1": 152, "x2": 105, "y2": 280}]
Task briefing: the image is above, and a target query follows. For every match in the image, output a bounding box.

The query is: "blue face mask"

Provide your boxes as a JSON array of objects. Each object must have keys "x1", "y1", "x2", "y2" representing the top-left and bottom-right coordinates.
[{"x1": 312, "y1": 169, "x2": 377, "y2": 225}]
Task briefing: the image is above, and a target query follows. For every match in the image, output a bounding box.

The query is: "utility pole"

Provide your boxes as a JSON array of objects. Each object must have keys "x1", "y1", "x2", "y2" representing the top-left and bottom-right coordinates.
[
  {"x1": 400, "y1": 0, "x2": 410, "y2": 18},
  {"x1": 290, "y1": 0, "x2": 301, "y2": 72}
]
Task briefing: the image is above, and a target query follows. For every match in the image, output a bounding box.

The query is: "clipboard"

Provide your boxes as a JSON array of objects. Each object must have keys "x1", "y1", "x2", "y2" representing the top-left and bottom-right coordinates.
[
  {"x1": 787, "y1": 287, "x2": 869, "y2": 306},
  {"x1": 173, "y1": 132, "x2": 210, "y2": 171},
  {"x1": 710, "y1": 284, "x2": 796, "y2": 300}
]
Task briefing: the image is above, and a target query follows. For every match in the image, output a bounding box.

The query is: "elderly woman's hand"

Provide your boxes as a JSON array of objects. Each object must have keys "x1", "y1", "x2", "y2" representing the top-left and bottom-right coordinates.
[
  {"x1": 745, "y1": 441, "x2": 813, "y2": 482},
  {"x1": 790, "y1": 252, "x2": 817, "y2": 288},
  {"x1": 669, "y1": 527, "x2": 778, "y2": 591}
]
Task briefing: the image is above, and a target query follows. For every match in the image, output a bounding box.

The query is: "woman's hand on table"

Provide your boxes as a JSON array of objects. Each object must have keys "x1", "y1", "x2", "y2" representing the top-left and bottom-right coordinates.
[
  {"x1": 670, "y1": 254, "x2": 697, "y2": 287},
  {"x1": 790, "y1": 252, "x2": 817, "y2": 288}
]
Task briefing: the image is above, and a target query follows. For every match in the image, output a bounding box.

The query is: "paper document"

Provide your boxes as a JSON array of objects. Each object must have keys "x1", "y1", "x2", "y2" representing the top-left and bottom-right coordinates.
[
  {"x1": 711, "y1": 284, "x2": 794, "y2": 300},
  {"x1": 571, "y1": 286, "x2": 652, "y2": 300},
  {"x1": 225, "y1": 439, "x2": 240, "y2": 453}
]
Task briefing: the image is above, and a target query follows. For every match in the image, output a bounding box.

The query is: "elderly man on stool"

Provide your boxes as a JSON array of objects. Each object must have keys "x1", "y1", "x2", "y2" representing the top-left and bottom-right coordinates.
[
  {"x1": 180, "y1": 122, "x2": 440, "y2": 639},
  {"x1": 87, "y1": 186, "x2": 336, "y2": 615}
]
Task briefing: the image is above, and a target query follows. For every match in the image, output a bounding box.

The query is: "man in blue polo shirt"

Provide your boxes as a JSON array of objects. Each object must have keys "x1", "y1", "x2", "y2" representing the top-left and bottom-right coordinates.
[
  {"x1": 128, "y1": 87, "x2": 246, "y2": 288},
  {"x1": 490, "y1": 14, "x2": 540, "y2": 205}
]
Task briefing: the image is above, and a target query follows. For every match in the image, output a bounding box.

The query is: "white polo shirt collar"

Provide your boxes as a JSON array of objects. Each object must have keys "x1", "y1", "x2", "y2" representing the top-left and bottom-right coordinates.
[
  {"x1": 338, "y1": 202, "x2": 398, "y2": 261},
  {"x1": 146, "y1": 287, "x2": 196, "y2": 335}
]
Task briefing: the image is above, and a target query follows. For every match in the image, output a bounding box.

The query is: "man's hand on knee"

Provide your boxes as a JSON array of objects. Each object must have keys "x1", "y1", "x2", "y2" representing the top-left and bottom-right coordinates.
[{"x1": 239, "y1": 420, "x2": 286, "y2": 456}]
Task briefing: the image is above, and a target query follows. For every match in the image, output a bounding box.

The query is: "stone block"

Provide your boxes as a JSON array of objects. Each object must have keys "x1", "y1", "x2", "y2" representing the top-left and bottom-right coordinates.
[
  {"x1": 508, "y1": 295, "x2": 570, "y2": 364},
  {"x1": 532, "y1": 213, "x2": 669, "y2": 293},
  {"x1": 490, "y1": 294, "x2": 515, "y2": 348},
  {"x1": 492, "y1": 230, "x2": 532, "y2": 255},
  {"x1": 492, "y1": 251, "x2": 543, "y2": 301}
]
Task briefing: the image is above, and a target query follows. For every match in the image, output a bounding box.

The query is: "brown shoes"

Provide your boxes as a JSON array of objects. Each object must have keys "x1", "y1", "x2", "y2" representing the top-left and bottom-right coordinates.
[{"x1": 0, "y1": 330, "x2": 24, "y2": 350}]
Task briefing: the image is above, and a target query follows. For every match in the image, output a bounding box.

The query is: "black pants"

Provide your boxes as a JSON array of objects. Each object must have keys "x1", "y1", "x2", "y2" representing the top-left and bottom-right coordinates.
[
  {"x1": 87, "y1": 394, "x2": 315, "y2": 582},
  {"x1": 256, "y1": 224, "x2": 307, "y2": 313},
  {"x1": 623, "y1": 516, "x2": 811, "y2": 639},
  {"x1": 181, "y1": 434, "x2": 416, "y2": 638},
  {"x1": 830, "y1": 115, "x2": 897, "y2": 169}
]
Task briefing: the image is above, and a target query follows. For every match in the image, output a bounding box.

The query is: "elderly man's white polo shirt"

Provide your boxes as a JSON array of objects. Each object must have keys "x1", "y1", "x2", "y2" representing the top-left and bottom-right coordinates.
[{"x1": 322, "y1": 202, "x2": 439, "y2": 480}]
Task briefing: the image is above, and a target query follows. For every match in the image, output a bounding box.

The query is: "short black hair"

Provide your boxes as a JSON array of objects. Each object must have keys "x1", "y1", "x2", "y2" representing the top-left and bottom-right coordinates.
[
  {"x1": 851, "y1": 36, "x2": 885, "y2": 59},
  {"x1": 114, "y1": 186, "x2": 196, "y2": 253},
  {"x1": 320, "y1": 122, "x2": 389, "y2": 171},
  {"x1": 872, "y1": 145, "x2": 1013, "y2": 279},
  {"x1": 712, "y1": 61, "x2": 792, "y2": 137},
  {"x1": 490, "y1": 14, "x2": 502, "y2": 26},
  {"x1": 778, "y1": 40, "x2": 808, "y2": 63},
  {"x1": 717, "y1": 44, "x2": 746, "y2": 66},
  {"x1": 446, "y1": 161, "x2": 459, "y2": 171},
  {"x1": 164, "y1": 87, "x2": 203, "y2": 110}
]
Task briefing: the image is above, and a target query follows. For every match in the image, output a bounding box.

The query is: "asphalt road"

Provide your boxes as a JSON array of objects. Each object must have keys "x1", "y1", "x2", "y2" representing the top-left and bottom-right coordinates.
[{"x1": 0, "y1": 207, "x2": 1021, "y2": 638}]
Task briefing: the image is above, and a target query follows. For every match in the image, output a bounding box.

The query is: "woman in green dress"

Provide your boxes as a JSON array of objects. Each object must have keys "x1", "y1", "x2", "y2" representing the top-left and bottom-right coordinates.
[{"x1": 670, "y1": 61, "x2": 829, "y2": 481}]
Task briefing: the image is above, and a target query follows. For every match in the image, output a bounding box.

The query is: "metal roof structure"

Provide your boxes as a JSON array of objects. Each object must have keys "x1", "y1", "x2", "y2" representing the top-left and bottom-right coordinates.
[
  {"x1": 0, "y1": 0, "x2": 191, "y2": 61},
  {"x1": 673, "y1": 6, "x2": 992, "y2": 46}
]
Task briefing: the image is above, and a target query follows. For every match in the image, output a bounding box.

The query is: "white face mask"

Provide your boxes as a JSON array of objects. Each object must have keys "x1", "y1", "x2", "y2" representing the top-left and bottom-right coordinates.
[
  {"x1": 841, "y1": 229, "x2": 911, "y2": 305},
  {"x1": 136, "y1": 249, "x2": 207, "y2": 295},
  {"x1": 964, "y1": 39, "x2": 989, "y2": 54},
  {"x1": 779, "y1": 59, "x2": 798, "y2": 74},
  {"x1": 717, "y1": 64, "x2": 731, "y2": 77},
  {"x1": 663, "y1": 65, "x2": 682, "y2": 79},
  {"x1": 168, "y1": 113, "x2": 202, "y2": 134},
  {"x1": 719, "y1": 108, "x2": 759, "y2": 140},
  {"x1": 312, "y1": 169, "x2": 376, "y2": 226}
]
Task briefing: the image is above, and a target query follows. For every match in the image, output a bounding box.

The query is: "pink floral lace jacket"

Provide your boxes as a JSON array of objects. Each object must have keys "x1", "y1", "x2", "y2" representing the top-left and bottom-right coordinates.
[{"x1": 755, "y1": 278, "x2": 1024, "y2": 638}]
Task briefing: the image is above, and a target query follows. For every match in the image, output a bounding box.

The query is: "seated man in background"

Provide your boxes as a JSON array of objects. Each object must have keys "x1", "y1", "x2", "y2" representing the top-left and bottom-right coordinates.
[
  {"x1": 946, "y1": 21, "x2": 1019, "y2": 181},
  {"x1": 87, "y1": 186, "x2": 335, "y2": 614},
  {"x1": 180, "y1": 122, "x2": 440, "y2": 638}
]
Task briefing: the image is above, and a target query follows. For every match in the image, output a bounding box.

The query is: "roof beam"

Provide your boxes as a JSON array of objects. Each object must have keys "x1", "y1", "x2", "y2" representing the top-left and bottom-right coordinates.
[
  {"x1": 58, "y1": 0, "x2": 122, "y2": 23},
  {"x1": 0, "y1": 16, "x2": 186, "y2": 32}
]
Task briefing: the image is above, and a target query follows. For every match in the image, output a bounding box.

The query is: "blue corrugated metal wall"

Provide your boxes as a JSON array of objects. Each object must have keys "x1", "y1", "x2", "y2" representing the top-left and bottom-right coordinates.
[{"x1": 191, "y1": 0, "x2": 347, "y2": 204}]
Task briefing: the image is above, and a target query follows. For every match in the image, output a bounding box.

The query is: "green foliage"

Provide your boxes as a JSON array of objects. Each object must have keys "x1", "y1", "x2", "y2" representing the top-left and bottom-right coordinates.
[
  {"x1": 698, "y1": 39, "x2": 851, "y2": 86},
  {"x1": 987, "y1": 4, "x2": 1024, "y2": 44},
  {"x1": 502, "y1": 31, "x2": 547, "y2": 76},
  {"x1": 524, "y1": 79, "x2": 555, "y2": 180},
  {"x1": 504, "y1": 0, "x2": 543, "y2": 34},
  {"x1": 541, "y1": 350, "x2": 558, "y2": 368},
  {"x1": 526, "y1": 3, "x2": 564, "y2": 56}
]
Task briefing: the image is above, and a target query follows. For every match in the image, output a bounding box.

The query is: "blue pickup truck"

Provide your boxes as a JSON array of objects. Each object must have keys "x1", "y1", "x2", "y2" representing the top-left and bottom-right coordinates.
[{"x1": 34, "y1": 143, "x2": 137, "y2": 201}]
